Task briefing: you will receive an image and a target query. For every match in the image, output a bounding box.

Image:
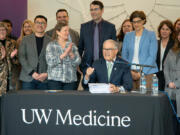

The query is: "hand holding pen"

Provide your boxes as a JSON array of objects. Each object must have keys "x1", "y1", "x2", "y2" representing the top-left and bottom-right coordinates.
[{"x1": 85, "y1": 64, "x2": 94, "y2": 80}]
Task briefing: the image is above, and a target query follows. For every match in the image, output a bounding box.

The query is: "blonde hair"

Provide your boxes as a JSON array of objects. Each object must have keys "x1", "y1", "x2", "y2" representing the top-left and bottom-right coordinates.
[{"x1": 17, "y1": 19, "x2": 34, "y2": 45}]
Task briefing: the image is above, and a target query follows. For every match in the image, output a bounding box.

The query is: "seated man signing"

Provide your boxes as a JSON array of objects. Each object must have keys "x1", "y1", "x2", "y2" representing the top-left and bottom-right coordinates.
[{"x1": 83, "y1": 39, "x2": 133, "y2": 92}]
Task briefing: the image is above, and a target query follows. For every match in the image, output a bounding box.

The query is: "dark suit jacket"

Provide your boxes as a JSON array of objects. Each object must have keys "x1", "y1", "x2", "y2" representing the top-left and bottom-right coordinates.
[
  {"x1": 83, "y1": 57, "x2": 133, "y2": 91},
  {"x1": 18, "y1": 34, "x2": 52, "y2": 82},
  {"x1": 78, "y1": 20, "x2": 116, "y2": 73},
  {"x1": 156, "y1": 38, "x2": 174, "y2": 91},
  {"x1": 156, "y1": 38, "x2": 174, "y2": 70},
  {"x1": 46, "y1": 28, "x2": 79, "y2": 46}
]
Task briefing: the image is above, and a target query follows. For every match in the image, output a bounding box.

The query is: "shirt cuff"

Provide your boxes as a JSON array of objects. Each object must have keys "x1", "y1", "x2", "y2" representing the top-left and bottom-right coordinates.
[
  {"x1": 29, "y1": 70, "x2": 35, "y2": 76},
  {"x1": 84, "y1": 78, "x2": 89, "y2": 84}
]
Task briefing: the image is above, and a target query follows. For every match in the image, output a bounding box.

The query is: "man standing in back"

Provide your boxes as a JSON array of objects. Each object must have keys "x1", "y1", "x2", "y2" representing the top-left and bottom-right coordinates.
[
  {"x1": 46, "y1": 9, "x2": 79, "y2": 46},
  {"x1": 19, "y1": 15, "x2": 51, "y2": 90},
  {"x1": 78, "y1": 0, "x2": 116, "y2": 74}
]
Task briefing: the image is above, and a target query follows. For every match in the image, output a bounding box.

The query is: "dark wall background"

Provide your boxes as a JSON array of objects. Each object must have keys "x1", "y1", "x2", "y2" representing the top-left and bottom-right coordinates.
[{"x1": 0, "y1": 0, "x2": 27, "y2": 38}]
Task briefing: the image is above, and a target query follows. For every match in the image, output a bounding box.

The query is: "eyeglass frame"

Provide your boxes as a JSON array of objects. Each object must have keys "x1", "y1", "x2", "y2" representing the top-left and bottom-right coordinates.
[{"x1": 34, "y1": 21, "x2": 46, "y2": 26}]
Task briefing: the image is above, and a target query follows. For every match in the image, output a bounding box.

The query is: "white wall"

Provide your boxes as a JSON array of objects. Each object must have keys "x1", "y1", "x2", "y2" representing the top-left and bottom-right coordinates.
[{"x1": 28, "y1": 0, "x2": 180, "y2": 34}]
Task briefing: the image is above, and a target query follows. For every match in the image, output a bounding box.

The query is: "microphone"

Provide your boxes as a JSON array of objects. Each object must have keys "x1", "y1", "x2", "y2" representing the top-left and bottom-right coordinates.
[{"x1": 131, "y1": 63, "x2": 156, "y2": 68}]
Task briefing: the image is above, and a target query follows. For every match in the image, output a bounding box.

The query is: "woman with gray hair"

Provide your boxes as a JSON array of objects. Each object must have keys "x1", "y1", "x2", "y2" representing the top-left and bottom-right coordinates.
[{"x1": 46, "y1": 22, "x2": 81, "y2": 90}]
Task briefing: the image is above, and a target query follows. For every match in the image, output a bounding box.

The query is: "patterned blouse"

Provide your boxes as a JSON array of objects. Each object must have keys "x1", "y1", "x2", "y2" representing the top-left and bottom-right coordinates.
[
  {"x1": 46, "y1": 41, "x2": 81, "y2": 83},
  {"x1": 0, "y1": 38, "x2": 18, "y2": 94}
]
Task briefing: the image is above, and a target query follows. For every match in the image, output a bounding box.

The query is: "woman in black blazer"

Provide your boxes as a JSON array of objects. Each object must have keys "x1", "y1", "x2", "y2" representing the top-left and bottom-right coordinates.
[{"x1": 156, "y1": 20, "x2": 175, "y2": 91}]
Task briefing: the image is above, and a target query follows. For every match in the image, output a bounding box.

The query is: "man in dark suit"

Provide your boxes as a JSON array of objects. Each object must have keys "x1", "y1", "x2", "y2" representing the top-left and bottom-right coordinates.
[
  {"x1": 46, "y1": 9, "x2": 79, "y2": 46},
  {"x1": 78, "y1": 0, "x2": 117, "y2": 74},
  {"x1": 19, "y1": 15, "x2": 51, "y2": 90},
  {"x1": 83, "y1": 39, "x2": 133, "y2": 92}
]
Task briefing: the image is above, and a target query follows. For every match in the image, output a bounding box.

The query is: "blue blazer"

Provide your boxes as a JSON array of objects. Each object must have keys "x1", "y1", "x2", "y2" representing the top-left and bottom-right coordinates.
[
  {"x1": 78, "y1": 20, "x2": 116, "y2": 73},
  {"x1": 83, "y1": 57, "x2": 133, "y2": 91},
  {"x1": 122, "y1": 28, "x2": 158, "y2": 74}
]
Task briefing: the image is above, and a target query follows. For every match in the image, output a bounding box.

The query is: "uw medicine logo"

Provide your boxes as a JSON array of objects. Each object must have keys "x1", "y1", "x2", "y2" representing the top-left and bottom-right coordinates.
[{"x1": 21, "y1": 109, "x2": 131, "y2": 127}]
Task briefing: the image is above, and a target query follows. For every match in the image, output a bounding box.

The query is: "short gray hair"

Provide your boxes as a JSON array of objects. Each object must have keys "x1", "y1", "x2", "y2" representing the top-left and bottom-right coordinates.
[{"x1": 103, "y1": 39, "x2": 118, "y2": 49}]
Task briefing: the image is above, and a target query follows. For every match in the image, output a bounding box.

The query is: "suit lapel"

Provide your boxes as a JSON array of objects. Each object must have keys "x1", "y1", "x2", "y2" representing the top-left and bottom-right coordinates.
[
  {"x1": 109, "y1": 58, "x2": 117, "y2": 82},
  {"x1": 138, "y1": 29, "x2": 147, "y2": 56},
  {"x1": 31, "y1": 34, "x2": 39, "y2": 61},
  {"x1": 163, "y1": 39, "x2": 173, "y2": 64},
  {"x1": 100, "y1": 20, "x2": 105, "y2": 47},
  {"x1": 131, "y1": 32, "x2": 135, "y2": 60},
  {"x1": 89, "y1": 21, "x2": 94, "y2": 54},
  {"x1": 157, "y1": 40, "x2": 161, "y2": 69},
  {"x1": 102, "y1": 59, "x2": 109, "y2": 83},
  {"x1": 39, "y1": 35, "x2": 49, "y2": 59}
]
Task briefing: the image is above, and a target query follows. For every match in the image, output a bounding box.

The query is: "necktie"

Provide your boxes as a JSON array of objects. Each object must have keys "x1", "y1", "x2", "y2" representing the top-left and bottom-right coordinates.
[
  {"x1": 107, "y1": 62, "x2": 113, "y2": 81},
  {"x1": 93, "y1": 23, "x2": 99, "y2": 61}
]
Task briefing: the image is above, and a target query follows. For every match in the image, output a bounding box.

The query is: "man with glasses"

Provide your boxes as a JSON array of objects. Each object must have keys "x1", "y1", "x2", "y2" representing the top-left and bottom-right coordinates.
[
  {"x1": 83, "y1": 39, "x2": 132, "y2": 92},
  {"x1": 78, "y1": 0, "x2": 116, "y2": 75},
  {"x1": 18, "y1": 15, "x2": 51, "y2": 90},
  {"x1": 46, "y1": 9, "x2": 79, "y2": 46}
]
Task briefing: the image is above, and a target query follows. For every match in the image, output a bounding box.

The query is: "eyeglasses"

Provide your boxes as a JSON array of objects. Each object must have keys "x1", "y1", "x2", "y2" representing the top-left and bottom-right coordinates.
[
  {"x1": 35, "y1": 21, "x2": 46, "y2": 26},
  {"x1": 90, "y1": 8, "x2": 100, "y2": 12},
  {"x1": 103, "y1": 48, "x2": 116, "y2": 51},
  {"x1": 132, "y1": 20, "x2": 143, "y2": 24}
]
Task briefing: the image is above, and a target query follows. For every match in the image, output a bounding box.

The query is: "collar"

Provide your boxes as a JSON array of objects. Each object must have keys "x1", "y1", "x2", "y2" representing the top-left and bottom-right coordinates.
[
  {"x1": 93, "y1": 19, "x2": 103, "y2": 25},
  {"x1": 106, "y1": 57, "x2": 116, "y2": 64}
]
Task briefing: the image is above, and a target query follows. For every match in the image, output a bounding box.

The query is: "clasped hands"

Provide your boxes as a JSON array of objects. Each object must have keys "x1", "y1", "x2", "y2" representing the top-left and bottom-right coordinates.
[
  {"x1": 168, "y1": 82, "x2": 176, "y2": 89},
  {"x1": 0, "y1": 46, "x2": 17, "y2": 59},
  {"x1": 32, "y1": 72, "x2": 47, "y2": 82}
]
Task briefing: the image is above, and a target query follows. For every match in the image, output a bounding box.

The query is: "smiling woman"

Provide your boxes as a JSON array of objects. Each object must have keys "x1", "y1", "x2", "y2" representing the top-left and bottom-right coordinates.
[
  {"x1": 122, "y1": 10, "x2": 158, "y2": 90},
  {"x1": 46, "y1": 22, "x2": 81, "y2": 90},
  {"x1": 156, "y1": 20, "x2": 175, "y2": 91},
  {"x1": 0, "y1": 22, "x2": 18, "y2": 93}
]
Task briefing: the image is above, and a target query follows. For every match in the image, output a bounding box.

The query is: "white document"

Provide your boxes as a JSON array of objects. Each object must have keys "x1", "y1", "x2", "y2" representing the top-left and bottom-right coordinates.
[{"x1": 88, "y1": 83, "x2": 110, "y2": 93}]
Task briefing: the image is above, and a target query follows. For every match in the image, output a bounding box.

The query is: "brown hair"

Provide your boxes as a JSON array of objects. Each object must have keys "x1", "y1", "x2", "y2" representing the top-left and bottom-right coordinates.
[
  {"x1": 158, "y1": 20, "x2": 175, "y2": 39},
  {"x1": 174, "y1": 18, "x2": 180, "y2": 31},
  {"x1": 172, "y1": 30, "x2": 180, "y2": 53},
  {"x1": 56, "y1": 9, "x2": 68, "y2": 17},
  {"x1": 117, "y1": 19, "x2": 133, "y2": 41},
  {"x1": 90, "y1": 0, "x2": 104, "y2": 9},
  {"x1": 52, "y1": 22, "x2": 68, "y2": 40},
  {"x1": 130, "y1": 10, "x2": 146, "y2": 24}
]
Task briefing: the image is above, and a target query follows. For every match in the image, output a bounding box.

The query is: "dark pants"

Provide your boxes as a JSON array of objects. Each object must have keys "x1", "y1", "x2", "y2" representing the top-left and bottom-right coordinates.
[
  {"x1": 48, "y1": 80, "x2": 77, "y2": 90},
  {"x1": 156, "y1": 71, "x2": 165, "y2": 91},
  {"x1": 21, "y1": 79, "x2": 48, "y2": 90},
  {"x1": 75, "y1": 71, "x2": 81, "y2": 90},
  {"x1": 171, "y1": 100, "x2": 180, "y2": 135}
]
